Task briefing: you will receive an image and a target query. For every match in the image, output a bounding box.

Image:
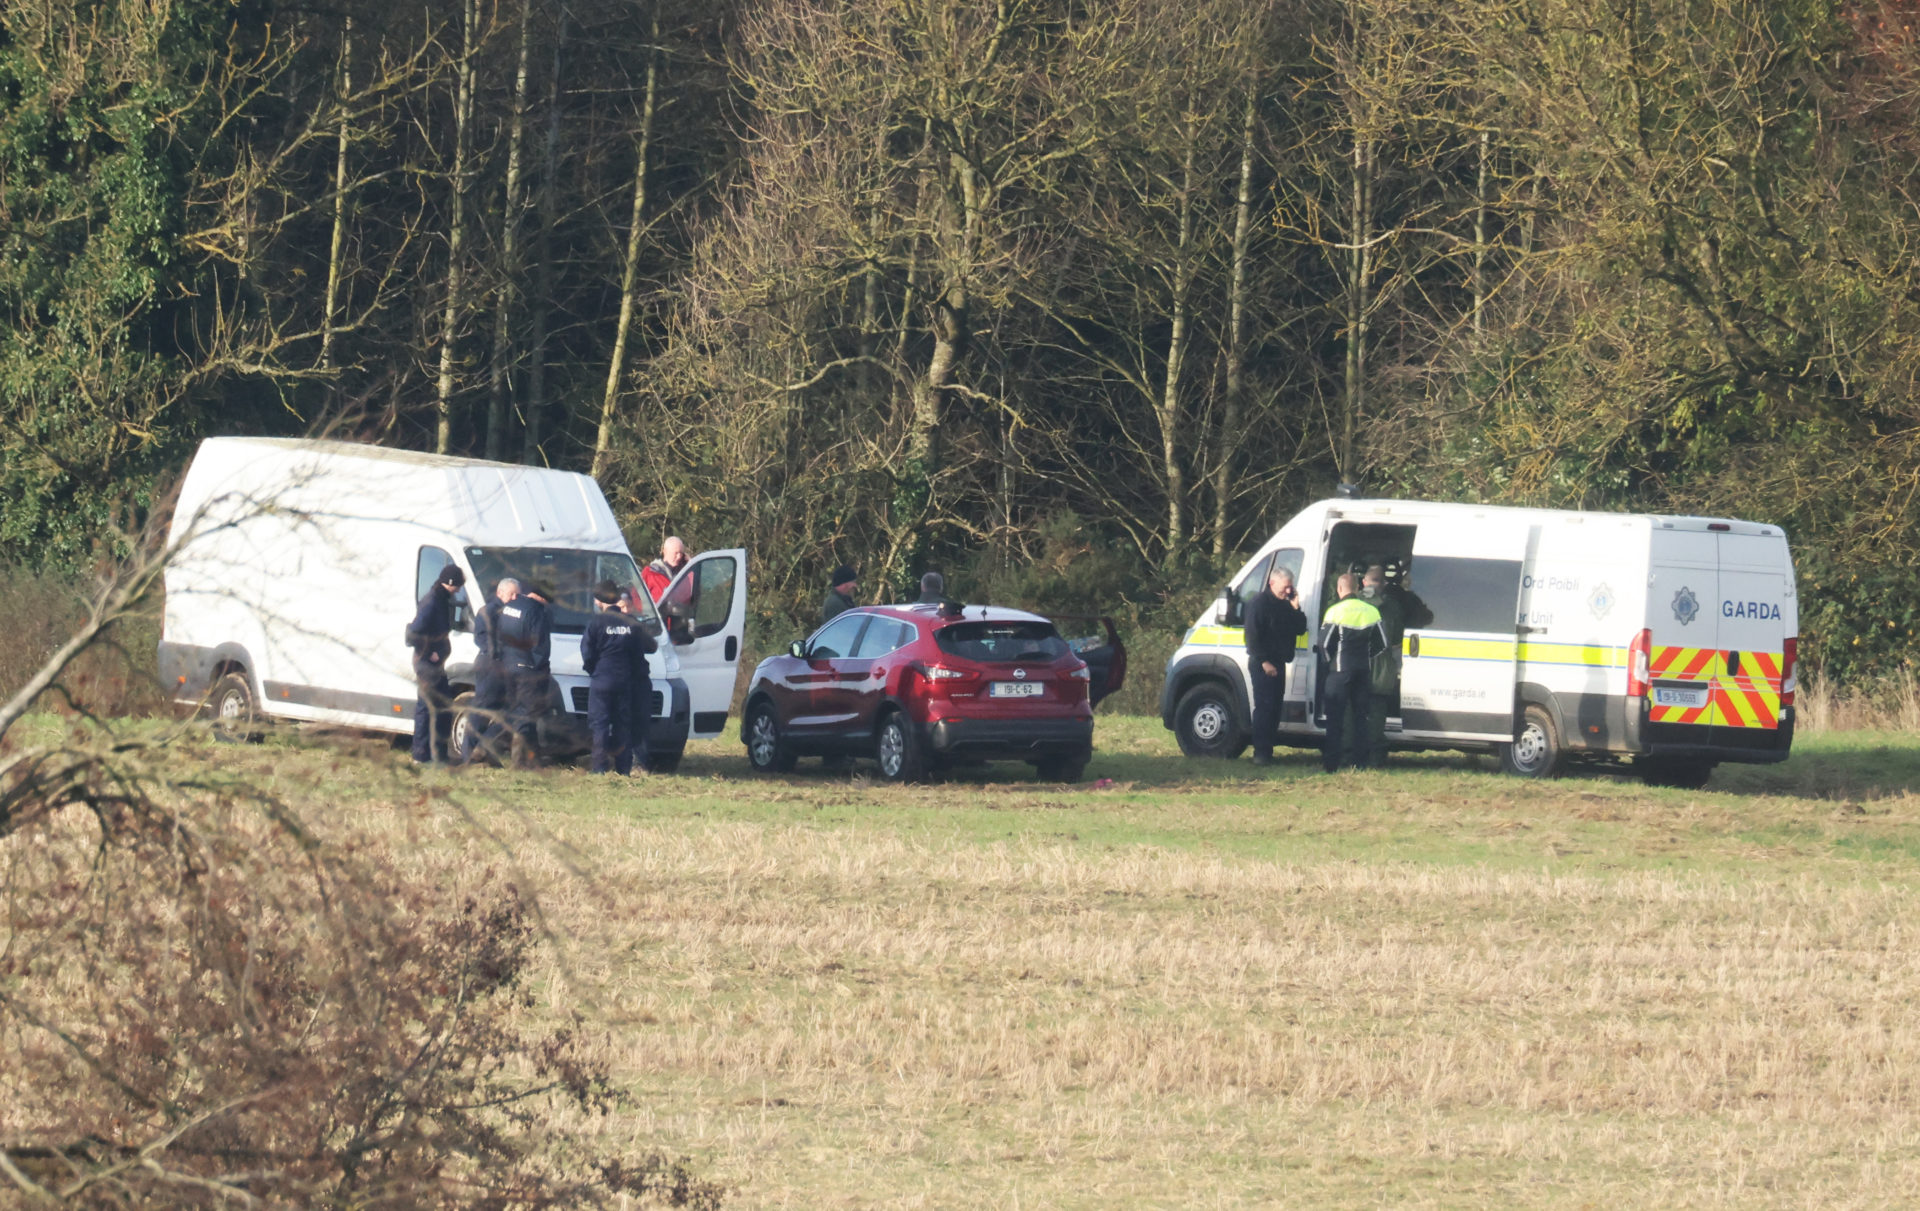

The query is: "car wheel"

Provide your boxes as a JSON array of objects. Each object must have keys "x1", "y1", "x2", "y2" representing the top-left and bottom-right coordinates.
[
  {"x1": 1498, "y1": 704, "x2": 1565, "y2": 778},
  {"x1": 1035, "y1": 747, "x2": 1091, "y2": 783},
  {"x1": 875, "y1": 709, "x2": 928, "y2": 784},
  {"x1": 1174, "y1": 682, "x2": 1248, "y2": 759},
  {"x1": 743, "y1": 701, "x2": 797, "y2": 774},
  {"x1": 210, "y1": 672, "x2": 260, "y2": 743},
  {"x1": 1640, "y1": 757, "x2": 1712, "y2": 789}
]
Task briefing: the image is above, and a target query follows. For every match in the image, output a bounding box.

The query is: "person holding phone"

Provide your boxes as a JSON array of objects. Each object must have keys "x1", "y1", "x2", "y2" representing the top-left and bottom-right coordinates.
[{"x1": 1244, "y1": 566, "x2": 1308, "y2": 766}]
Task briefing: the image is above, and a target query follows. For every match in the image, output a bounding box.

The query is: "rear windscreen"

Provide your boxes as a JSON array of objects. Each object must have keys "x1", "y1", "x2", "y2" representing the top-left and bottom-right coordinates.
[{"x1": 935, "y1": 621, "x2": 1070, "y2": 664}]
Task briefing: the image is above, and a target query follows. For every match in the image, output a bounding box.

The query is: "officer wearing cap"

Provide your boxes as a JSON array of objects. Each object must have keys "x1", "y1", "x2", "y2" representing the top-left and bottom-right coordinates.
[
  {"x1": 494, "y1": 579, "x2": 553, "y2": 769},
  {"x1": 822, "y1": 564, "x2": 858, "y2": 622},
  {"x1": 406, "y1": 563, "x2": 467, "y2": 764},
  {"x1": 581, "y1": 579, "x2": 658, "y2": 775}
]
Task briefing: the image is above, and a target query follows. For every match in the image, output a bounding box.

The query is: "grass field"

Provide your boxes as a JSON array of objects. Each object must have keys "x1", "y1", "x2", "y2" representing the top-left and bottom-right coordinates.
[{"x1": 67, "y1": 717, "x2": 1920, "y2": 1207}]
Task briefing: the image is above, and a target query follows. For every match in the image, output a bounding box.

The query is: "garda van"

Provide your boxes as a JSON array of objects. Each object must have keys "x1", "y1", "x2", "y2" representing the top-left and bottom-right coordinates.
[
  {"x1": 1160, "y1": 497, "x2": 1799, "y2": 786},
  {"x1": 158, "y1": 438, "x2": 748, "y2": 768}
]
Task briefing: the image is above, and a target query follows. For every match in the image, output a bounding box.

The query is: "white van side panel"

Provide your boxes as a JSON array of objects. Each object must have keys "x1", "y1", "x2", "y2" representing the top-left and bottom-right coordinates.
[{"x1": 1514, "y1": 517, "x2": 1649, "y2": 748}]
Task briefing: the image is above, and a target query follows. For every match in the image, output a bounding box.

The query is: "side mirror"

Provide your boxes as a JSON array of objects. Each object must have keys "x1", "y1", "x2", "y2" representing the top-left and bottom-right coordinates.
[
  {"x1": 1212, "y1": 589, "x2": 1232, "y2": 626},
  {"x1": 789, "y1": 640, "x2": 807, "y2": 658}
]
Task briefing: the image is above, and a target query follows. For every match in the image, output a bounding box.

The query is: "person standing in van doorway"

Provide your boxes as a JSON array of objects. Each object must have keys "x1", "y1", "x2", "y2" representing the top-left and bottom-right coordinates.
[
  {"x1": 495, "y1": 580, "x2": 553, "y2": 769},
  {"x1": 406, "y1": 564, "x2": 467, "y2": 764},
  {"x1": 822, "y1": 564, "x2": 859, "y2": 623},
  {"x1": 1318, "y1": 572, "x2": 1387, "y2": 772},
  {"x1": 581, "y1": 579, "x2": 658, "y2": 775},
  {"x1": 1361, "y1": 565, "x2": 1405, "y2": 767},
  {"x1": 641, "y1": 536, "x2": 690, "y2": 603},
  {"x1": 459, "y1": 578, "x2": 519, "y2": 764},
  {"x1": 1244, "y1": 566, "x2": 1308, "y2": 766}
]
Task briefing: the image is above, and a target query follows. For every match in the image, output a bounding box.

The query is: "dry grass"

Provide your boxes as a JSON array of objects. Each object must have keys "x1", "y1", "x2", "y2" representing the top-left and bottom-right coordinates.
[
  {"x1": 1798, "y1": 672, "x2": 1920, "y2": 735},
  {"x1": 76, "y1": 719, "x2": 1920, "y2": 1207}
]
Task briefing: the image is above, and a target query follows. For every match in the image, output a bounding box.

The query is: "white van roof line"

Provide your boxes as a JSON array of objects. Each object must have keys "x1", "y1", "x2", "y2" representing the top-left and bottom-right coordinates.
[
  {"x1": 1311, "y1": 497, "x2": 1781, "y2": 536},
  {"x1": 202, "y1": 436, "x2": 523, "y2": 472}
]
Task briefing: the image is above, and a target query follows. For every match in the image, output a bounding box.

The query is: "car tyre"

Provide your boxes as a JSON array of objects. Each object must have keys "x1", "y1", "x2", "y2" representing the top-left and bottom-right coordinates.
[
  {"x1": 1174, "y1": 681, "x2": 1248, "y2": 759},
  {"x1": 875, "y1": 709, "x2": 929, "y2": 784},
  {"x1": 209, "y1": 672, "x2": 261, "y2": 743},
  {"x1": 1640, "y1": 757, "x2": 1712, "y2": 789},
  {"x1": 1035, "y1": 747, "x2": 1091, "y2": 783},
  {"x1": 1498, "y1": 704, "x2": 1565, "y2": 778},
  {"x1": 743, "y1": 701, "x2": 797, "y2": 774}
]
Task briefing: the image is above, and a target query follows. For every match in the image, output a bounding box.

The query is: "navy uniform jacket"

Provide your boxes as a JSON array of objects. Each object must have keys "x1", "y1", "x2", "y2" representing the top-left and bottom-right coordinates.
[
  {"x1": 406, "y1": 584, "x2": 459, "y2": 665},
  {"x1": 472, "y1": 597, "x2": 507, "y2": 669},
  {"x1": 494, "y1": 597, "x2": 552, "y2": 673},
  {"x1": 1244, "y1": 589, "x2": 1308, "y2": 667},
  {"x1": 581, "y1": 609, "x2": 657, "y2": 684}
]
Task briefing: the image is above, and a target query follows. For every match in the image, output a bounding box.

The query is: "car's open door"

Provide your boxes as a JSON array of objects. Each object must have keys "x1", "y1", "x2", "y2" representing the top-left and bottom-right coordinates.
[
  {"x1": 1396, "y1": 520, "x2": 1529, "y2": 742},
  {"x1": 657, "y1": 548, "x2": 748, "y2": 738},
  {"x1": 1048, "y1": 614, "x2": 1127, "y2": 708}
]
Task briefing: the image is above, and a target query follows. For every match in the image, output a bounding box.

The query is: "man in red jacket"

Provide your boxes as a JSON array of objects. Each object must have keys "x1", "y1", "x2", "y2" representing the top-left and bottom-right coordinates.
[{"x1": 640, "y1": 536, "x2": 688, "y2": 602}]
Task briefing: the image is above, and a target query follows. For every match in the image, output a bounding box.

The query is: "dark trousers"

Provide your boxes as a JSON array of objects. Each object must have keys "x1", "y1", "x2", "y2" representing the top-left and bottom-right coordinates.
[
  {"x1": 1322, "y1": 669, "x2": 1372, "y2": 772},
  {"x1": 506, "y1": 669, "x2": 550, "y2": 757},
  {"x1": 1366, "y1": 686, "x2": 1394, "y2": 767},
  {"x1": 460, "y1": 660, "x2": 507, "y2": 763},
  {"x1": 587, "y1": 677, "x2": 647, "y2": 775},
  {"x1": 411, "y1": 656, "x2": 454, "y2": 762},
  {"x1": 1250, "y1": 663, "x2": 1288, "y2": 758}
]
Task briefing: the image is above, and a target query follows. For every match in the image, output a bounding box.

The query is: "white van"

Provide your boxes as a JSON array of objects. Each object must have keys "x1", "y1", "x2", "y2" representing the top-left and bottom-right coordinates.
[
  {"x1": 1160, "y1": 497, "x2": 1799, "y2": 785},
  {"x1": 158, "y1": 438, "x2": 748, "y2": 768}
]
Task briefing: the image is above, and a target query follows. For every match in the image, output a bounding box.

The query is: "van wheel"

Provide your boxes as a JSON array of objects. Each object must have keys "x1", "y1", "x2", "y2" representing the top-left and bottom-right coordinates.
[
  {"x1": 1640, "y1": 758, "x2": 1713, "y2": 789},
  {"x1": 875, "y1": 709, "x2": 928, "y2": 784},
  {"x1": 1499, "y1": 705, "x2": 1564, "y2": 778},
  {"x1": 449, "y1": 692, "x2": 486, "y2": 764},
  {"x1": 210, "y1": 672, "x2": 260, "y2": 743},
  {"x1": 744, "y1": 701, "x2": 796, "y2": 774},
  {"x1": 1174, "y1": 682, "x2": 1248, "y2": 759}
]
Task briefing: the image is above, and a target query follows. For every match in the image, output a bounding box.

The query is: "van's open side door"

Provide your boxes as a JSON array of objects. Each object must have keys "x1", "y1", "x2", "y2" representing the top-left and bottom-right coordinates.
[
  {"x1": 658, "y1": 548, "x2": 748, "y2": 738},
  {"x1": 1398, "y1": 521, "x2": 1529, "y2": 742}
]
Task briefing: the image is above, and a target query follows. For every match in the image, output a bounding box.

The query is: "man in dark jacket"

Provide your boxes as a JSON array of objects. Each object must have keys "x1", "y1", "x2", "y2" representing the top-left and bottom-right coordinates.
[
  {"x1": 1361, "y1": 565, "x2": 1405, "y2": 766},
  {"x1": 458, "y1": 577, "x2": 518, "y2": 765},
  {"x1": 1318, "y1": 572, "x2": 1388, "y2": 772},
  {"x1": 1243, "y1": 566, "x2": 1308, "y2": 766},
  {"x1": 407, "y1": 563, "x2": 467, "y2": 764},
  {"x1": 822, "y1": 565, "x2": 858, "y2": 623},
  {"x1": 494, "y1": 580, "x2": 553, "y2": 768},
  {"x1": 580, "y1": 579, "x2": 658, "y2": 775}
]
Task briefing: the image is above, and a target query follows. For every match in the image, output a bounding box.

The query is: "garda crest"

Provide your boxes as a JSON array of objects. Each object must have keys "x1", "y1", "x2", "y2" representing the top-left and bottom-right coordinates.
[{"x1": 1671, "y1": 586, "x2": 1700, "y2": 626}]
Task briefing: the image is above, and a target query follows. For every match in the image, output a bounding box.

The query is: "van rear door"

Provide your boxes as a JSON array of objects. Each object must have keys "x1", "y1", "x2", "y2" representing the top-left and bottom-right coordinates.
[
  {"x1": 1714, "y1": 533, "x2": 1791, "y2": 734},
  {"x1": 658, "y1": 549, "x2": 749, "y2": 738},
  {"x1": 1646, "y1": 530, "x2": 1720, "y2": 729},
  {"x1": 1398, "y1": 520, "x2": 1529, "y2": 742}
]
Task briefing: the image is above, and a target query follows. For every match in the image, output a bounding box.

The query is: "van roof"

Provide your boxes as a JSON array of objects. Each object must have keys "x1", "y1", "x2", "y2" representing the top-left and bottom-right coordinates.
[
  {"x1": 204, "y1": 436, "x2": 522, "y2": 471},
  {"x1": 1312, "y1": 497, "x2": 1785, "y2": 538}
]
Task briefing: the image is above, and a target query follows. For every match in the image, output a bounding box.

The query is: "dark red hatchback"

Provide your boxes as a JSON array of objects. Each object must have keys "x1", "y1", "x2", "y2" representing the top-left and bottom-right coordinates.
[{"x1": 741, "y1": 605, "x2": 1124, "y2": 782}]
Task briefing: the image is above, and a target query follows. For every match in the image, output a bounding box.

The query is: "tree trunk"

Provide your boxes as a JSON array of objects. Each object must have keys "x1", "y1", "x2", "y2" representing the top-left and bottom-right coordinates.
[
  {"x1": 1156, "y1": 120, "x2": 1198, "y2": 556},
  {"x1": 433, "y1": 0, "x2": 477, "y2": 455},
  {"x1": 486, "y1": 0, "x2": 533, "y2": 460},
  {"x1": 1212, "y1": 85, "x2": 1257, "y2": 560},
  {"x1": 320, "y1": 17, "x2": 352, "y2": 379},
  {"x1": 1341, "y1": 134, "x2": 1371, "y2": 479},
  {"x1": 589, "y1": 15, "x2": 659, "y2": 478},
  {"x1": 524, "y1": 7, "x2": 565, "y2": 465},
  {"x1": 1473, "y1": 128, "x2": 1489, "y2": 338}
]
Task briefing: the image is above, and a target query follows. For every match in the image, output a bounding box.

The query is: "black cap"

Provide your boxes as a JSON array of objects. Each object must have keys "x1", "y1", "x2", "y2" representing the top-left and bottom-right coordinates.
[
  {"x1": 438, "y1": 564, "x2": 466, "y2": 588},
  {"x1": 592, "y1": 578, "x2": 623, "y2": 605},
  {"x1": 831, "y1": 564, "x2": 857, "y2": 588}
]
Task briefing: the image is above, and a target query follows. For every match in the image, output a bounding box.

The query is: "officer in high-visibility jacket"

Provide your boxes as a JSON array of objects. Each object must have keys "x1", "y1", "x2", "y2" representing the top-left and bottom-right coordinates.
[
  {"x1": 580, "y1": 579, "x2": 658, "y2": 775},
  {"x1": 1317, "y1": 572, "x2": 1388, "y2": 773}
]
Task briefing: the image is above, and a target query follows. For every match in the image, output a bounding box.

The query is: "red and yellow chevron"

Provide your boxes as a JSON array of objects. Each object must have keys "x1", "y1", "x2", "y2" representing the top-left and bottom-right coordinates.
[{"x1": 1648, "y1": 646, "x2": 1783, "y2": 729}]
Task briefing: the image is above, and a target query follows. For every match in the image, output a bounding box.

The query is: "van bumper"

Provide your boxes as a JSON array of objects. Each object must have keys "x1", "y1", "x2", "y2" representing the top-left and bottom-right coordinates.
[{"x1": 1628, "y1": 701, "x2": 1795, "y2": 765}]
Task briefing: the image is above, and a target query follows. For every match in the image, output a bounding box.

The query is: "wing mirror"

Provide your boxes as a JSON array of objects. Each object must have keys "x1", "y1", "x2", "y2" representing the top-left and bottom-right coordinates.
[
  {"x1": 789, "y1": 640, "x2": 808, "y2": 658},
  {"x1": 1212, "y1": 588, "x2": 1233, "y2": 626}
]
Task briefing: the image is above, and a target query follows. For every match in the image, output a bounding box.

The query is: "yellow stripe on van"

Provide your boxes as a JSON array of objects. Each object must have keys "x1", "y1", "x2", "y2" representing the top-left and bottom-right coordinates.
[
  {"x1": 1406, "y1": 636, "x2": 1519, "y2": 661},
  {"x1": 1187, "y1": 625, "x2": 1310, "y2": 651},
  {"x1": 1517, "y1": 642, "x2": 1628, "y2": 668}
]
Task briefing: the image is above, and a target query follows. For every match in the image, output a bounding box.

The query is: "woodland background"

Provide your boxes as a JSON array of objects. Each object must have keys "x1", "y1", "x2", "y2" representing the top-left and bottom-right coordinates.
[{"x1": 5, "y1": 0, "x2": 1920, "y2": 685}]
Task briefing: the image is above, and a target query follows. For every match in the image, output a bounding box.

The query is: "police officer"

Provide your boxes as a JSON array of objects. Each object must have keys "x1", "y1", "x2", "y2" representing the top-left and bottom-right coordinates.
[
  {"x1": 1361, "y1": 565, "x2": 1405, "y2": 767},
  {"x1": 494, "y1": 579, "x2": 553, "y2": 769},
  {"x1": 822, "y1": 565, "x2": 858, "y2": 623},
  {"x1": 1244, "y1": 566, "x2": 1307, "y2": 766},
  {"x1": 406, "y1": 563, "x2": 467, "y2": 764},
  {"x1": 581, "y1": 579, "x2": 658, "y2": 775},
  {"x1": 459, "y1": 577, "x2": 518, "y2": 765},
  {"x1": 1318, "y1": 572, "x2": 1388, "y2": 772}
]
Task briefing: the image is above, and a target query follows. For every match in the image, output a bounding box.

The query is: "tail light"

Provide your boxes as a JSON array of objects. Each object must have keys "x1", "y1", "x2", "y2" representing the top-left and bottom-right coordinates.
[
  {"x1": 1627, "y1": 628, "x2": 1651, "y2": 697},
  {"x1": 1781, "y1": 637, "x2": 1797, "y2": 708},
  {"x1": 1067, "y1": 665, "x2": 1091, "y2": 681},
  {"x1": 914, "y1": 663, "x2": 979, "y2": 693}
]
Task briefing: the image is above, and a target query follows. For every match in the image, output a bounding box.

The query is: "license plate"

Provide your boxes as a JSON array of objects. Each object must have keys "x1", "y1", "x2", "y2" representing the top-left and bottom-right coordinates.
[
  {"x1": 989, "y1": 681, "x2": 1043, "y2": 698},
  {"x1": 1653, "y1": 685, "x2": 1709, "y2": 708}
]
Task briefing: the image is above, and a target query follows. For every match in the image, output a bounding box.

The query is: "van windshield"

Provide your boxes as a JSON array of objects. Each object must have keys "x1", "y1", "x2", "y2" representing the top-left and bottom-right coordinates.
[{"x1": 464, "y1": 547, "x2": 663, "y2": 637}]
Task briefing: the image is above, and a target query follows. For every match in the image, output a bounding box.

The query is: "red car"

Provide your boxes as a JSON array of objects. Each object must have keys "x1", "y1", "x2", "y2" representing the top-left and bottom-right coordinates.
[{"x1": 741, "y1": 604, "x2": 1124, "y2": 782}]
